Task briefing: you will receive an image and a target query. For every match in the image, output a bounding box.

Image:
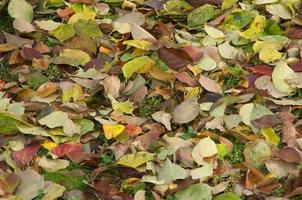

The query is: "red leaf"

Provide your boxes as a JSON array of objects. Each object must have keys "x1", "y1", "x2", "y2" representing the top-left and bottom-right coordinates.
[
  {"x1": 12, "y1": 142, "x2": 41, "y2": 165},
  {"x1": 247, "y1": 65, "x2": 273, "y2": 75},
  {"x1": 52, "y1": 143, "x2": 83, "y2": 158},
  {"x1": 176, "y1": 71, "x2": 198, "y2": 87},
  {"x1": 289, "y1": 59, "x2": 302, "y2": 72},
  {"x1": 158, "y1": 47, "x2": 191, "y2": 71}
]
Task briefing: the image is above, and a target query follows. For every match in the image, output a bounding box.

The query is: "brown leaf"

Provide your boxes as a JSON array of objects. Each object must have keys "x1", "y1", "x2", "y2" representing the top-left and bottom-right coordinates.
[
  {"x1": 186, "y1": 0, "x2": 222, "y2": 7},
  {"x1": 278, "y1": 147, "x2": 302, "y2": 163},
  {"x1": 32, "y1": 57, "x2": 50, "y2": 70},
  {"x1": 251, "y1": 115, "x2": 283, "y2": 129},
  {"x1": 12, "y1": 142, "x2": 41, "y2": 166},
  {"x1": 129, "y1": 85, "x2": 148, "y2": 103},
  {"x1": 176, "y1": 147, "x2": 194, "y2": 168},
  {"x1": 13, "y1": 19, "x2": 35, "y2": 33},
  {"x1": 36, "y1": 82, "x2": 58, "y2": 97},
  {"x1": 103, "y1": 76, "x2": 121, "y2": 98},
  {"x1": 52, "y1": 143, "x2": 84, "y2": 158},
  {"x1": 247, "y1": 65, "x2": 274, "y2": 75},
  {"x1": 158, "y1": 47, "x2": 191, "y2": 71},
  {"x1": 56, "y1": 7, "x2": 74, "y2": 18},
  {"x1": 280, "y1": 112, "x2": 298, "y2": 145},
  {"x1": 199, "y1": 74, "x2": 222, "y2": 94},
  {"x1": 135, "y1": 123, "x2": 165, "y2": 149},
  {"x1": 20, "y1": 47, "x2": 43, "y2": 61},
  {"x1": 144, "y1": 0, "x2": 167, "y2": 10},
  {"x1": 0, "y1": 172, "x2": 20, "y2": 195},
  {"x1": 182, "y1": 46, "x2": 203, "y2": 62},
  {"x1": 287, "y1": 27, "x2": 302, "y2": 39},
  {"x1": 176, "y1": 72, "x2": 198, "y2": 87}
]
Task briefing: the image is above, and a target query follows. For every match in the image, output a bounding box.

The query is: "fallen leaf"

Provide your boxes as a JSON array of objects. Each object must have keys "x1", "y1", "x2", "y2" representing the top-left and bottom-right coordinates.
[
  {"x1": 52, "y1": 143, "x2": 83, "y2": 157},
  {"x1": 8, "y1": 0, "x2": 33, "y2": 22},
  {"x1": 15, "y1": 168, "x2": 44, "y2": 200},
  {"x1": 151, "y1": 111, "x2": 172, "y2": 130},
  {"x1": 12, "y1": 143, "x2": 41, "y2": 166},
  {"x1": 103, "y1": 124, "x2": 125, "y2": 139},
  {"x1": 117, "y1": 151, "x2": 153, "y2": 169},
  {"x1": 192, "y1": 137, "x2": 217, "y2": 165},
  {"x1": 175, "y1": 183, "x2": 212, "y2": 200},
  {"x1": 173, "y1": 97, "x2": 200, "y2": 124},
  {"x1": 157, "y1": 159, "x2": 187, "y2": 184},
  {"x1": 38, "y1": 156, "x2": 70, "y2": 172},
  {"x1": 199, "y1": 75, "x2": 222, "y2": 94}
]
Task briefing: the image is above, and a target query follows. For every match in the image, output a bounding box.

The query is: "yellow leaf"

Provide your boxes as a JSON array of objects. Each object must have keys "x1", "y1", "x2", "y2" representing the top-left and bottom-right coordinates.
[
  {"x1": 122, "y1": 56, "x2": 154, "y2": 79},
  {"x1": 259, "y1": 48, "x2": 282, "y2": 63},
  {"x1": 68, "y1": 10, "x2": 96, "y2": 24},
  {"x1": 103, "y1": 124, "x2": 125, "y2": 139},
  {"x1": 109, "y1": 94, "x2": 134, "y2": 114},
  {"x1": 123, "y1": 40, "x2": 151, "y2": 50},
  {"x1": 117, "y1": 151, "x2": 153, "y2": 169},
  {"x1": 260, "y1": 128, "x2": 280, "y2": 146},
  {"x1": 42, "y1": 141, "x2": 57, "y2": 151},
  {"x1": 240, "y1": 15, "x2": 265, "y2": 40},
  {"x1": 185, "y1": 87, "x2": 200, "y2": 99}
]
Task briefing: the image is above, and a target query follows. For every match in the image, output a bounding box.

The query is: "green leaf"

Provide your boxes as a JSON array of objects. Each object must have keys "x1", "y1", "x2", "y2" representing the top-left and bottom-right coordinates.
[
  {"x1": 175, "y1": 183, "x2": 212, "y2": 200},
  {"x1": 46, "y1": 0, "x2": 65, "y2": 8},
  {"x1": 122, "y1": 56, "x2": 154, "y2": 79},
  {"x1": 181, "y1": 126, "x2": 197, "y2": 140},
  {"x1": 224, "y1": 9, "x2": 254, "y2": 31},
  {"x1": 158, "y1": 159, "x2": 187, "y2": 184},
  {"x1": 50, "y1": 24, "x2": 75, "y2": 43},
  {"x1": 217, "y1": 144, "x2": 228, "y2": 160},
  {"x1": 0, "y1": 112, "x2": 31, "y2": 134},
  {"x1": 214, "y1": 192, "x2": 241, "y2": 200},
  {"x1": 188, "y1": 4, "x2": 219, "y2": 30},
  {"x1": 8, "y1": 0, "x2": 33, "y2": 22},
  {"x1": 74, "y1": 119, "x2": 94, "y2": 135},
  {"x1": 74, "y1": 19, "x2": 102, "y2": 38}
]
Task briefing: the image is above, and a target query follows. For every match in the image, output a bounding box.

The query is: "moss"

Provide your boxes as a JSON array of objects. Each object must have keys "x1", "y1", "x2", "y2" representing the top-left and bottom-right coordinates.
[
  {"x1": 139, "y1": 96, "x2": 163, "y2": 117},
  {"x1": 43, "y1": 171, "x2": 88, "y2": 191},
  {"x1": 0, "y1": 61, "x2": 17, "y2": 83},
  {"x1": 43, "y1": 162, "x2": 91, "y2": 191},
  {"x1": 226, "y1": 140, "x2": 245, "y2": 165}
]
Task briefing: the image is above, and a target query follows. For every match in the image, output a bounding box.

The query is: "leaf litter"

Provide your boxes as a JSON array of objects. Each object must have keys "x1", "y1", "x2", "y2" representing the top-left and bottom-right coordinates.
[{"x1": 0, "y1": 0, "x2": 302, "y2": 199}]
